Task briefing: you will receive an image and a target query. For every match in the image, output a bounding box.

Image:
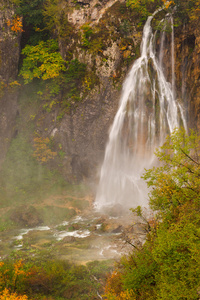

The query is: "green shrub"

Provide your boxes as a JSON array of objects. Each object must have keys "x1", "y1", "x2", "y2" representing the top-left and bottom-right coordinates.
[
  {"x1": 20, "y1": 40, "x2": 66, "y2": 84},
  {"x1": 0, "y1": 256, "x2": 113, "y2": 300}
]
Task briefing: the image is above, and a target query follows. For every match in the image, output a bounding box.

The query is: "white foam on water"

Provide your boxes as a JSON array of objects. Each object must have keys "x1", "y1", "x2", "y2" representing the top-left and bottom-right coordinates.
[
  {"x1": 14, "y1": 226, "x2": 51, "y2": 240},
  {"x1": 54, "y1": 230, "x2": 90, "y2": 241},
  {"x1": 72, "y1": 216, "x2": 84, "y2": 223}
]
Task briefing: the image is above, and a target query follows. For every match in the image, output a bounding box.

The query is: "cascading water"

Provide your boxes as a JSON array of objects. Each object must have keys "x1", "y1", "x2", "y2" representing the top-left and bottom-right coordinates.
[{"x1": 95, "y1": 9, "x2": 187, "y2": 212}]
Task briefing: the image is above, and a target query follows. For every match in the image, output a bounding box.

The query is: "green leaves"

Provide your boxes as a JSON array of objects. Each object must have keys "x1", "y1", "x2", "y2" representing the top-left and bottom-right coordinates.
[
  {"x1": 153, "y1": 214, "x2": 200, "y2": 299},
  {"x1": 19, "y1": 40, "x2": 86, "y2": 108},
  {"x1": 15, "y1": 0, "x2": 45, "y2": 27},
  {"x1": 20, "y1": 40, "x2": 66, "y2": 83},
  {"x1": 81, "y1": 23, "x2": 94, "y2": 47},
  {"x1": 143, "y1": 128, "x2": 200, "y2": 214},
  {"x1": 142, "y1": 128, "x2": 200, "y2": 298},
  {"x1": 126, "y1": 0, "x2": 159, "y2": 18}
]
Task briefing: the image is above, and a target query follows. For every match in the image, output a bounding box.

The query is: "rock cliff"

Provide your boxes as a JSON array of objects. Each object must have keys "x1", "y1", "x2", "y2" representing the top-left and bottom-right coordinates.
[
  {"x1": 15, "y1": 0, "x2": 143, "y2": 184},
  {"x1": 0, "y1": 1, "x2": 21, "y2": 166}
]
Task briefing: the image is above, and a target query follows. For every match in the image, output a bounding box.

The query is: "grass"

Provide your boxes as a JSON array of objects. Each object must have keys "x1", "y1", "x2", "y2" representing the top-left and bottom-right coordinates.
[{"x1": 38, "y1": 206, "x2": 76, "y2": 226}]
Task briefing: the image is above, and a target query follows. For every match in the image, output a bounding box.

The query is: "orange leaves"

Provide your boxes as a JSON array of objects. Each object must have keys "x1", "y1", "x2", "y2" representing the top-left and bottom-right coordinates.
[
  {"x1": 9, "y1": 81, "x2": 21, "y2": 88},
  {"x1": 105, "y1": 271, "x2": 122, "y2": 296},
  {"x1": 0, "y1": 261, "x2": 7, "y2": 288},
  {"x1": 7, "y1": 16, "x2": 23, "y2": 33},
  {"x1": 0, "y1": 260, "x2": 28, "y2": 294},
  {"x1": 33, "y1": 137, "x2": 57, "y2": 163},
  {"x1": 162, "y1": 0, "x2": 175, "y2": 9},
  {"x1": 0, "y1": 289, "x2": 28, "y2": 300},
  {"x1": 104, "y1": 271, "x2": 136, "y2": 300},
  {"x1": 189, "y1": 0, "x2": 200, "y2": 21},
  {"x1": 13, "y1": 260, "x2": 26, "y2": 281}
]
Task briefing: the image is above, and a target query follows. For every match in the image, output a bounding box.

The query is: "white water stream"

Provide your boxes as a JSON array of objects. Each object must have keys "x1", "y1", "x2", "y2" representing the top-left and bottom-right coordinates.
[{"x1": 95, "y1": 10, "x2": 187, "y2": 212}]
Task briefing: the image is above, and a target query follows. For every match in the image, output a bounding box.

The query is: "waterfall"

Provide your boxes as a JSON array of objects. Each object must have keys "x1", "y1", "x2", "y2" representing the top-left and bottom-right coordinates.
[{"x1": 95, "y1": 10, "x2": 187, "y2": 213}]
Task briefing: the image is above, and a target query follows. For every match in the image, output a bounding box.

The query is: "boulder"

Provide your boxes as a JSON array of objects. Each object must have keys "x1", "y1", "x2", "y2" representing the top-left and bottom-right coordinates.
[{"x1": 10, "y1": 205, "x2": 43, "y2": 227}]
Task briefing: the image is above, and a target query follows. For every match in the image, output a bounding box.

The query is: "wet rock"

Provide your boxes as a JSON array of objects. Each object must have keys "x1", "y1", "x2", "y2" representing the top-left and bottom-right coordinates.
[
  {"x1": 111, "y1": 225, "x2": 123, "y2": 233},
  {"x1": 0, "y1": 2, "x2": 21, "y2": 167},
  {"x1": 104, "y1": 203, "x2": 126, "y2": 217},
  {"x1": 70, "y1": 223, "x2": 81, "y2": 230},
  {"x1": 10, "y1": 206, "x2": 43, "y2": 227},
  {"x1": 63, "y1": 236, "x2": 76, "y2": 243},
  {"x1": 94, "y1": 217, "x2": 106, "y2": 224}
]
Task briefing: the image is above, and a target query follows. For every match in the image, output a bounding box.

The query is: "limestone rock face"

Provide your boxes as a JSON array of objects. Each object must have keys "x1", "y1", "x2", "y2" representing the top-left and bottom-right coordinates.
[
  {"x1": 0, "y1": 1, "x2": 21, "y2": 166},
  {"x1": 173, "y1": 24, "x2": 200, "y2": 131},
  {"x1": 186, "y1": 28, "x2": 200, "y2": 131},
  {"x1": 35, "y1": 79, "x2": 120, "y2": 183},
  {"x1": 68, "y1": 0, "x2": 123, "y2": 28},
  {"x1": 0, "y1": 4, "x2": 21, "y2": 80},
  {"x1": 27, "y1": 0, "x2": 140, "y2": 183}
]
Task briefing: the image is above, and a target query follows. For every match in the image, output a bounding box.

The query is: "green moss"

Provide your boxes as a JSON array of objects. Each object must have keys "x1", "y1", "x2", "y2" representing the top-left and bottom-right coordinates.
[
  {"x1": 56, "y1": 224, "x2": 68, "y2": 231},
  {"x1": 0, "y1": 214, "x2": 14, "y2": 231},
  {"x1": 39, "y1": 206, "x2": 76, "y2": 225},
  {"x1": 0, "y1": 80, "x2": 6, "y2": 99},
  {"x1": 70, "y1": 199, "x2": 90, "y2": 210}
]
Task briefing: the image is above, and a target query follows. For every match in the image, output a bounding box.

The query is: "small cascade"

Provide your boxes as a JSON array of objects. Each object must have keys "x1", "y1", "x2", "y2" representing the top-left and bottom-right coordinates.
[
  {"x1": 171, "y1": 16, "x2": 175, "y2": 98},
  {"x1": 95, "y1": 9, "x2": 187, "y2": 212}
]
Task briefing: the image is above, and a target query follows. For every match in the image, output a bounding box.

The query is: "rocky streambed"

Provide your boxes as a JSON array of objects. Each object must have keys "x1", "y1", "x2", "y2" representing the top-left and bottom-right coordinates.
[{"x1": 0, "y1": 209, "x2": 148, "y2": 263}]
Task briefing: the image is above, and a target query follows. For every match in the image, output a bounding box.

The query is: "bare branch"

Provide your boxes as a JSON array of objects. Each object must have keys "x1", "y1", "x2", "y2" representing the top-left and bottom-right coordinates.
[{"x1": 179, "y1": 148, "x2": 200, "y2": 166}]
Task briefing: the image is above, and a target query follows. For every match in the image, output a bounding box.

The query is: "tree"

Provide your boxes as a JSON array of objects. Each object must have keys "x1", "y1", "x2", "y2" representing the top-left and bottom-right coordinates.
[
  {"x1": 13, "y1": 0, "x2": 45, "y2": 27},
  {"x1": 0, "y1": 260, "x2": 27, "y2": 294},
  {"x1": 143, "y1": 128, "x2": 200, "y2": 218},
  {"x1": 0, "y1": 289, "x2": 28, "y2": 300},
  {"x1": 43, "y1": 0, "x2": 74, "y2": 39},
  {"x1": 126, "y1": 0, "x2": 156, "y2": 17},
  {"x1": 142, "y1": 128, "x2": 200, "y2": 298},
  {"x1": 20, "y1": 39, "x2": 66, "y2": 83}
]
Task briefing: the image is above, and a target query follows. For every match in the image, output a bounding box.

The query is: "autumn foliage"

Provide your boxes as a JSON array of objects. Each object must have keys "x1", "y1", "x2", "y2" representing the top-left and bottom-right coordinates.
[
  {"x1": 189, "y1": 0, "x2": 200, "y2": 20},
  {"x1": 7, "y1": 16, "x2": 23, "y2": 33},
  {"x1": 0, "y1": 260, "x2": 29, "y2": 299},
  {"x1": 162, "y1": 0, "x2": 175, "y2": 8},
  {"x1": 33, "y1": 137, "x2": 57, "y2": 163},
  {"x1": 20, "y1": 40, "x2": 66, "y2": 84},
  {"x1": 104, "y1": 271, "x2": 136, "y2": 300},
  {"x1": 0, "y1": 289, "x2": 28, "y2": 300},
  {"x1": 0, "y1": 258, "x2": 112, "y2": 300}
]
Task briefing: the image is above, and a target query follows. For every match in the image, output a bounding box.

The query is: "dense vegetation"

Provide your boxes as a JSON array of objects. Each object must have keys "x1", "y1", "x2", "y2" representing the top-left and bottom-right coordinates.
[
  {"x1": 104, "y1": 128, "x2": 200, "y2": 299},
  {"x1": 0, "y1": 252, "x2": 113, "y2": 299}
]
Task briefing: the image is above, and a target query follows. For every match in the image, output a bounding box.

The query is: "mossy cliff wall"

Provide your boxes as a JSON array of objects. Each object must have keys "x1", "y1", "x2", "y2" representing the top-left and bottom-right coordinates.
[
  {"x1": 175, "y1": 24, "x2": 200, "y2": 130},
  {"x1": 14, "y1": 0, "x2": 143, "y2": 184},
  {"x1": 0, "y1": 1, "x2": 21, "y2": 166}
]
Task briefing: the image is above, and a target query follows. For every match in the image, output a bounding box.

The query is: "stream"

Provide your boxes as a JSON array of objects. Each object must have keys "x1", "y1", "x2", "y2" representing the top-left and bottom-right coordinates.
[{"x1": 0, "y1": 212, "x2": 145, "y2": 263}]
